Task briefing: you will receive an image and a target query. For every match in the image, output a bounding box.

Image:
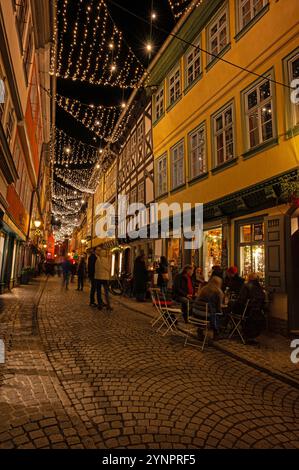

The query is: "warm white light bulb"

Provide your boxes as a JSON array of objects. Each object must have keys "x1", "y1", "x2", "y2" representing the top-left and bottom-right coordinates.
[
  {"x1": 109, "y1": 42, "x2": 114, "y2": 49},
  {"x1": 151, "y1": 12, "x2": 156, "y2": 19},
  {"x1": 111, "y1": 64, "x2": 116, "y2": 72},
  {"x1": 121, "y1": 102, "x2": 126, "y2": 109},
  {"x1": 146, "y1": 43, "x2": 152, "y2": 52},
  {"x1": 96, "y1": 164, "x2": 100, "y2": 169}
]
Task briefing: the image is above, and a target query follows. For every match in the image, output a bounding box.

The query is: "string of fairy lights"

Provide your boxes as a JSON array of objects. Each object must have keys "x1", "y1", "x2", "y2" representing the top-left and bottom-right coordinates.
[
  {"x1": 50, "y1": 0, "x2": 193, "y2": 242},
  {"x1": 168, "y1": 0, "x2": 203, "y2": 18},
  {"x1": 52, "y1": 0, "x2": 147, "y2": 88},
  {"x1": 56, "y1": 94, "x2": 122, "y2": 142}
]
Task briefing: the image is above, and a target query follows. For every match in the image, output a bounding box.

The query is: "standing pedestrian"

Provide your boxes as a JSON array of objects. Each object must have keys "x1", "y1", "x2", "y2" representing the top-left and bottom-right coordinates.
[
  {"x1": 94, "y1": 247, "x2": 113, "y2": 311},
  {"x1": 133, "y1": 252, "x2": 148, "y2": 302},
  {"x1": 157, "y1": 256, "x2": 169, "y2": 293},
  {"x1": 77, "y1": 255, "x2": 86, "y2": 291},
  {"x1": 88, "y1": 248, "x2": 97, "y2": 306},
  {"x1": 61, "y1": 256, "x2": 72, "y2": 291}
]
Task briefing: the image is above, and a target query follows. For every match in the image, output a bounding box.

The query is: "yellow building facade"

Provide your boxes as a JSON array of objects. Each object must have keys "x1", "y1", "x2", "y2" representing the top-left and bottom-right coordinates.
[{"x1": 148, "y1": 0, "x2": 299, "y2": 334}]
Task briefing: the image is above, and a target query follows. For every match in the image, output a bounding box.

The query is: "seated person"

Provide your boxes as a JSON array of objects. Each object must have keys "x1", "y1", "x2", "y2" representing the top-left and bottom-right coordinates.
[
  {"x1": 192, "y1": 276, "x2": 224, "y2": 335},
  {"x1": 172, "y1": 265, "x2": 194, "y2": 323},
  {"x1": 232, "y1": 273, "x2": 266, "y2": 341},
  {"x1": 223, "y1": 266, "x2": 244, "y2": 295}
]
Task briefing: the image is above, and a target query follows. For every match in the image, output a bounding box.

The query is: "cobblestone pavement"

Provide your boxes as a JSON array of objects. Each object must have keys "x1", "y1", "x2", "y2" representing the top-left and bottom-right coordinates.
[
  {"x1": 0, "y1": 276, "x2": 299, "y2": 449},
  {"x1": 117, "y1": 297, "x2": 299, "y2": 387}
]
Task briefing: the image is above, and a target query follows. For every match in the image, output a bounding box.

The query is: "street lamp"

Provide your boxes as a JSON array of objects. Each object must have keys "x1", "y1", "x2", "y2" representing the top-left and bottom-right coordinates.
[{"x1": 34, "y1": 220, "x2": 41, "y2": 228}]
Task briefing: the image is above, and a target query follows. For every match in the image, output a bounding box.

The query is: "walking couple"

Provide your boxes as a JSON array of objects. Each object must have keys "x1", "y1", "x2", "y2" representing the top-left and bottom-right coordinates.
[{"x1": 88, "y1": 247, "x2": 113, "y2": 311}]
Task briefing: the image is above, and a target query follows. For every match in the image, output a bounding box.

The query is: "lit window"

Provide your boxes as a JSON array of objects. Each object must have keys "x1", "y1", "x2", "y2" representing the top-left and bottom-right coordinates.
[
  {"x1": 207, "y1": 5, "x2": 229, "y2": 63},
  {"x1": 239, "y1": 0, "x2": 268, "y2": 30},
  {"x1": 189, "y1": 123, "x2": 206, "y2": 180},
  {"x1": 171, "y1": 140, "x2": 185, "y2": 190},
  {"x1": 156, "y1": 154, "x2": 167, "y2": 197},
  {"x1": 154, "y1": 86, "x2": 164, "y2": 121},
  {"x1": 168, "y1": 68, "x2": 181, "y2": 106},
  {"x1": 213, "y1": 103, "x2": 234, "y2": 166},
  {"x1": 244, "y1": 76, "x2": 274, "y2": 149},
  {"x1": 185, "y1": 39, "x2": 201, "y2": 88},
  {"x1": 239, "y1": 221, "x2": 265, "y2": 281}
]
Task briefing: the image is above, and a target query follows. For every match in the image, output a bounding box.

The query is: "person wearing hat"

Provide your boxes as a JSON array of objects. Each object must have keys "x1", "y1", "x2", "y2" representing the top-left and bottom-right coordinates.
[{"x1": 223, "y1": 266, "x2": 244, "y2": 295}]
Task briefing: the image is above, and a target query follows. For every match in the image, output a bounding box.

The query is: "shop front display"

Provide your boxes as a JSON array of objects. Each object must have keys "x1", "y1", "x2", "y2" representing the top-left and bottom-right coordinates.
[{"x1": 203, "y1": 228, "x2": 222, "y2": 280}]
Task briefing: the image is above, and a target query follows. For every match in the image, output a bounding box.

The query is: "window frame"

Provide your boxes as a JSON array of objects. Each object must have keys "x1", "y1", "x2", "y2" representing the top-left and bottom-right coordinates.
[
  {"x1": 188, "y1": 122, "x2": 207, "y2": 181},
  {"x1": 184, "y1": 36, "x2": 201, "y2": 90},
  {"x1": 243, "y1": 73, "x2": 275, "y2": 151},
  {"x1": 206, "y1": 3, "x2": 229, "y2": 65},
  {"x1": 154, "y1": 84, "x2": 164, "y2": 122},
  {"x1": 6, "y1": 105, "x2": 15, "y2": 146},
  {"x1": 170, "y1": 139, "x2": 185, "y2": 190},
  {"x1": 212, "y1": 101, "x2": 235, "y2": 168},
  {"x1": 237, "y1": 0, "x2": 268, "y2": 32},
  {"x1": 167, "y1": 66, "x2": 181, "y2": 108},
  {"x1": 156, "y1": 153, "x2": 168, "y2": 198},
  {"x1": 283, "y1": 48, "x2": 299, "y2": 132}
]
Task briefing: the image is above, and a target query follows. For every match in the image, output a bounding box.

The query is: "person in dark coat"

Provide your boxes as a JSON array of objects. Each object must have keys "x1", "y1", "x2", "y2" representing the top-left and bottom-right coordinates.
[
  {"x1": 133, "y1": 253, "x2": 148, "y2": 302},
  {"x1": 232, "y1": 273, "x2": 266, "y2": 342},
  {"x1": 61, "y1": 256, "x2": 72, "y2": 291},
  {"x1": 88, "y1": 248, "x2": 97, "y2": 306},
  {"x1": 157, "y1": 256, "x2": 169, "y2": 293},
  {"x1": 77, "y1": 256, "x2": 86, "y2": 291},
  {"x1": 223, "y1": 266, "x2": 244, "y2": 294},
  {"x1": 172, "y1": 265, "x2": 194, "y2": 323}
]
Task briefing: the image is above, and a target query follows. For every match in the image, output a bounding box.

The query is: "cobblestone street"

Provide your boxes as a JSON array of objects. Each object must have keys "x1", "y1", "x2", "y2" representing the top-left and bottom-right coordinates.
[{"x1": 0, "y1": 277, "x2": 299, "y2": 449}]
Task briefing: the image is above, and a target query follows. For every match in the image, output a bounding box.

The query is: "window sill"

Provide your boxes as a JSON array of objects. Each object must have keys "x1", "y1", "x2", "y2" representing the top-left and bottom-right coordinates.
[
  {"x1": 286, "y1": 124, "x2": 299, "y2": 140},
  {"x1": 188, "y1": 171, "x2": 209, "y2": 186},
  {"x1": 153, "y1": 112, "x2": 165, "y2": 127},
  {"x1": 211, "y1": 157, "x2": 238, "y2": 175},
  {"x1": 170, "y1": 183, "x2": 186, "y2": 195},
  {"x1": 166, "y1": 95, "x2": 182, "y2": 113},
  {"x1": 156, "y1": 192, "x2": 169, "y2": 202},
  {"x1": 234, "y1": 4, "x2": 270, "y2": 43},
  {"x1": 183, "y1": 72, "x2": 203, "y2": 96},
  {"x1": 242, "y1": 137, "x2": 278, "y2": 160},
  {"x1": 205, "y1": 43, "x2": 231, "y2": 72}
]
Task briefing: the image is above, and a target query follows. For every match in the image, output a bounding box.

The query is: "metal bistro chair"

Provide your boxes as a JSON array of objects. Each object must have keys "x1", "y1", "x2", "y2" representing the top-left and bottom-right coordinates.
[
  {"x1": 228, "y1": 299, "x2": 250, "y2": 344},
  {"x1": 150, "y1": 288, "x2": 182, "y2": 336},
  {"x1": 159, "y1": 292, "x2": 183, "y2": 337},
  {"x1": 184, "y1": 300, "x2": 210, "y2": 352}
]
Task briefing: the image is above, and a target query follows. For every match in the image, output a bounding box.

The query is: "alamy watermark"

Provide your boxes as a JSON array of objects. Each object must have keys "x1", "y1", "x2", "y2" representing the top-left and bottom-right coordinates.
[
  {"x1": 0, "y1": 339, "x2": 5, "y2": 364},
  {"x1": 290, "y1": 339, "x2": 299, "y2": 365},
  {"x1": 95, "y1": 196, "x2": 203, "y2": 250}
]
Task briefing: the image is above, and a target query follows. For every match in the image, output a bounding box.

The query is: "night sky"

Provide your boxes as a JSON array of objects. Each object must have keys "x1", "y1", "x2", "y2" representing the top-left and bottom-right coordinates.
[{"x1": 56, "y1": 0, "x2": 176, "y2": 146}]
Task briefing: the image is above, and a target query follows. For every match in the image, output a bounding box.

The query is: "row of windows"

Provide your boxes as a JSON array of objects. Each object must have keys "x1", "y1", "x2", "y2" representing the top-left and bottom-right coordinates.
[
  {"x1": 154, "y1": 0, "x2": 270, "y2": 121},
  {"x1": 155, "y1": 51, "x2": 299, "y2": 197},
  {"x1": 13, "y1": 139, "x2": 31, "y2": 213}
]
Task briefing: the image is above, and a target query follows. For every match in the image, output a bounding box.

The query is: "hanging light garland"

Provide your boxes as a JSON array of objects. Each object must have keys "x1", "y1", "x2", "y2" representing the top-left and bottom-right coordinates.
[
  {"x1": 54, "y1": 167, "x2": 97, "y2": 193},
  {"x1": 54, "y1": 127, "x2": 99, "y2": 166},
  {"x1": 168, "y1": 0, "x2": 203, "y2": 19},
  {"x1": 52, "y1": 0, "x2": 148, "y2": 88},
  {"x1": 56, "y1": 94, "x2": 122, "y2": 142}
]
